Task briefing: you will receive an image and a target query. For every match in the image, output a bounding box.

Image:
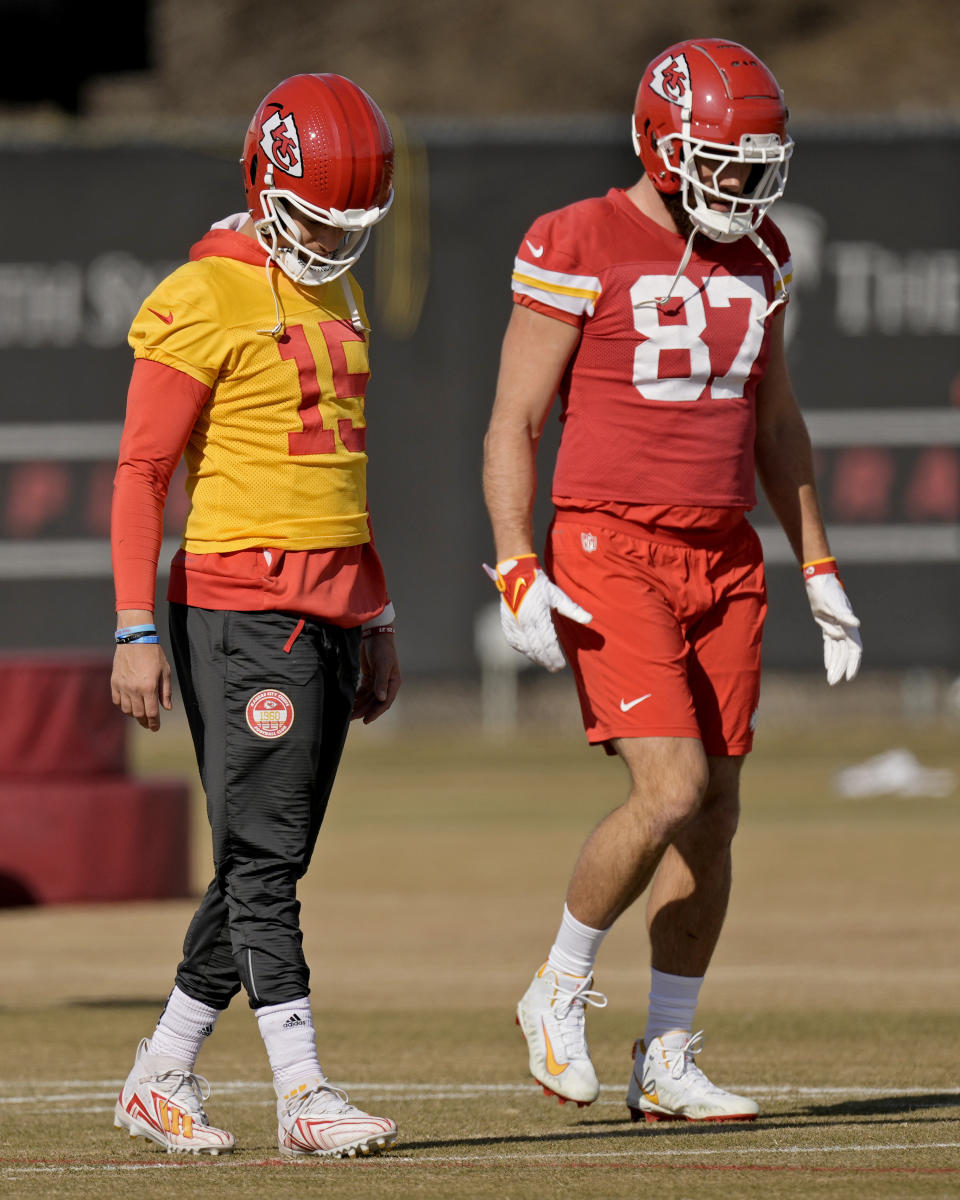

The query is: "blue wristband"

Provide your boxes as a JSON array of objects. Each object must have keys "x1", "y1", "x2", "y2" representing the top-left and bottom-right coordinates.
[
  {"x1": 117, "y1": 634, "x2": 160, "y2": 645},
  {"x1": 115, "y1": 624, "x2": 158, "y2": 645}
]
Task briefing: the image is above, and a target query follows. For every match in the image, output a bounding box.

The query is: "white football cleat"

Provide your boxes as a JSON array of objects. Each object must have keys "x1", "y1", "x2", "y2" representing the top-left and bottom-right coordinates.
[
  {"x1": 277, "y1": 1080, "x2": 398, "y2": 1159},
  {"x1": 626, "y1": 1031, "x2": 759, "y2": 1122},
  {"x1": 114, "y1": 1038, "x2": 235, "y2": 1154},
  {"x1": 516, "y1": 962, "x2": 608, "y2": 1107}
]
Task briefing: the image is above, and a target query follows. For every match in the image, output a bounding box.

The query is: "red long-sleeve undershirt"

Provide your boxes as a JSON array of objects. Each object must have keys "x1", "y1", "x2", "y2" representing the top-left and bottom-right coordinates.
[{"x1": 112, "y1": 358, "x2": 209, "y2": 611}]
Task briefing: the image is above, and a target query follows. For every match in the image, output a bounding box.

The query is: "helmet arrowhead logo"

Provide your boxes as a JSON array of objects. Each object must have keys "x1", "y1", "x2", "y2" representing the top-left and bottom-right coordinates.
[
  {"x1": 650, "y1": 53, "x2": 691, "y2": 106},
  {"x1": 260, "y1": 107, "x2": 303, "y2": 177}
]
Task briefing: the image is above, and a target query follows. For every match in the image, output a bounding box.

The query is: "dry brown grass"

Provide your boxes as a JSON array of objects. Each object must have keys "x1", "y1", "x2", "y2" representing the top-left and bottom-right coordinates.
[{"x1": 2, "y1": 715, "x2": 959, "y2": 1197}]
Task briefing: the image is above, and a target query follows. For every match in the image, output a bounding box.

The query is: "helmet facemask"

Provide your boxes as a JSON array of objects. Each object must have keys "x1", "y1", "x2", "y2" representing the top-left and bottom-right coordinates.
[
  {"x1": 253, "y1": 184, "x2": 393, "y2": 286},
  {"x1": 661, "y1": 126, "x2": 792, "y2": 243}
]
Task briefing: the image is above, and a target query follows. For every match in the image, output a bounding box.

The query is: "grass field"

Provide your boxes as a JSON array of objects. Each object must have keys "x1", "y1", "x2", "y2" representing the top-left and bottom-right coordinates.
[{"x1": 2, "y1": 693, "x2": 959, "y2": 1198}]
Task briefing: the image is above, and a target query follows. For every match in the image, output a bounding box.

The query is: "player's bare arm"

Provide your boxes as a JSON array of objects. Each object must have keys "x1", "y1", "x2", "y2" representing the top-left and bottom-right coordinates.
[
  {"x1": 753, "y1": 309, "x2": 832, "y2": 565},
  {"x1": 482, "y1": 305, "x2": 592, "y2": 673},
  {"x1": 110, "y1": 607, "x2": 173, "y2": 732},
  {"x1": 482, "y1": 304, "x2": 580, "y2": 559},
  {"x1": 755, "y1": 310, "x2": 861, "y2": 682}
]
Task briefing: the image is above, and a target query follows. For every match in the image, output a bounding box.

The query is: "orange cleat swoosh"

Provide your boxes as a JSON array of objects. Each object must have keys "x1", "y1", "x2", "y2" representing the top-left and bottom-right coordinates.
[
  {"x1": 542, "y1": 1019, "x2": 569, "y2": 1076},
  {"x1": 633, "y1": 1068, "x2": 658, "y2": 1106}
]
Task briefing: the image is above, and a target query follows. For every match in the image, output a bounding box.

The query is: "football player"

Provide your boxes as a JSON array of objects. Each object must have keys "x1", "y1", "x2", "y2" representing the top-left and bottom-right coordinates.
[
  {"x1": 110, "y1": 73, "x2": 400, "y2": 1159},
  {"x1": 483, "y1": 39, "x2": 862, "y2": 1122}
]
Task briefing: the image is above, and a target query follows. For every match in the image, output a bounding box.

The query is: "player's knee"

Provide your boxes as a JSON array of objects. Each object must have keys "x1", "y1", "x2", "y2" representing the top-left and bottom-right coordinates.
[
  {"x1": 669, "y1": 778, "x2": 711, "y2": 835},
  {"x1": 687, "y1": 789, "x2": 741, "y2": 848},
  {"x1": 627, "y1": 771, "x2": 709, "y2": 840}
]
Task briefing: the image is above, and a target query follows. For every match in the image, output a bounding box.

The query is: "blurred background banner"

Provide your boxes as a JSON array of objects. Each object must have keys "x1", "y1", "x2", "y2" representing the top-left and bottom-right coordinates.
[
  {"x1": 0, "y1": 121, "x2": 957, "y2": 672},
  {"x1": 0, "y1": 0, "x2": 957, "y2": 678}
]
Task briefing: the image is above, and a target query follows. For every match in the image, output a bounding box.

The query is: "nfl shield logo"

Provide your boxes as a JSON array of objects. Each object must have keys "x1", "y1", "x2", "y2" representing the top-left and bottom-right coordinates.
[{"x1": 581, "y1": 531, "x2": 598, "y2": 553}]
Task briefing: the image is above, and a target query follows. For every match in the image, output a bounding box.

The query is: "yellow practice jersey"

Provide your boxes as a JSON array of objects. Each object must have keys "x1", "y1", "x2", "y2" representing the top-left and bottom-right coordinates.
[{"x1": 128, "y1": 226, "x2": 374, "y2": 552}]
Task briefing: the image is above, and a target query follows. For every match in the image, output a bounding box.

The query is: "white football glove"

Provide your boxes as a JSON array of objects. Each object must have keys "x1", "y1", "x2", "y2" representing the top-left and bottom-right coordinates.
[
  {"x1": 483, "y1": 554, "x2": 592, "y2": 673},
  {"x1": 803, "y1": 558, "x2": 862, "y2": 685}
]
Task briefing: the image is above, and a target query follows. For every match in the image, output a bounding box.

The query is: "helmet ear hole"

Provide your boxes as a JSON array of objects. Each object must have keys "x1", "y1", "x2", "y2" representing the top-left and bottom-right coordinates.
[{"x1": 248, "y1": 153, "x2": 258, "y2": 187}]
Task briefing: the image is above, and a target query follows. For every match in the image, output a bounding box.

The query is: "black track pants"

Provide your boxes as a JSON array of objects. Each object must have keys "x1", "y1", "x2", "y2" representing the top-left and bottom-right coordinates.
[{"x1": 168, "y1": 604, "x2": 360, "y2": 1009}]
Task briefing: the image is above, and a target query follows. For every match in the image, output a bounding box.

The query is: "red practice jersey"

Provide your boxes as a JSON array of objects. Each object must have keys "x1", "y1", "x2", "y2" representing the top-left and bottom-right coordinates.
[{"x1": 512, "y1": 188, "x2": 792, "y2": 509}]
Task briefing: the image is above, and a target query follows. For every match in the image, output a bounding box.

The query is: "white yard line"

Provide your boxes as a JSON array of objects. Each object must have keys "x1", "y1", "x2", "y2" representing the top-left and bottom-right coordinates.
[
  {"x1": 1, "y1": 1080, "x2": 958, "y2": 1105},
  {"x1": 3, "y1": 1143, "x2": 960, "y2": 1177},
  {"x1": 397, "y1": 1142, "x2": 960, "y2": 1163},
  {"x1": 3, "y1": 1076, "x2": 958, "y2": 1176}
]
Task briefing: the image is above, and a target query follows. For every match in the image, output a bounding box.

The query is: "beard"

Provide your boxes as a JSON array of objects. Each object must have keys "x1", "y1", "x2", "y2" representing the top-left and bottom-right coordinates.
[{"x1": 660, "y1": 188, "x2": 696, "y2": 241}]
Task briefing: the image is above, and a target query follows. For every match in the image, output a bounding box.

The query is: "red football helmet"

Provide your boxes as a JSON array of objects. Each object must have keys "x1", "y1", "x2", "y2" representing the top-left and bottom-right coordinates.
[
  {"x1": 241, "y1": 73, "x2": 394, "y2": 285},
  {"x1": 632, "y1": 39, "x2": 792, "y2": 242}
]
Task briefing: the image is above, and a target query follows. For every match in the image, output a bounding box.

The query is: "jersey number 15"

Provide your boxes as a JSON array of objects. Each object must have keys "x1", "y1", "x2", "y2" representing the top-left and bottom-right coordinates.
[{"x1": 278, "y1": 321, "x2": 370, "y2": 456}]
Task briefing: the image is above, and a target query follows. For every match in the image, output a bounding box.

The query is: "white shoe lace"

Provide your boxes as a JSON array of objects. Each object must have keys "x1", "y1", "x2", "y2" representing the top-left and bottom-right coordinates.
[
  {"x1": 660, "y1": 1030, "x2": 727, "y2": 1096},
  {"x1": 551, "y1": 977, "x2": 608, "y2": 1059},
  {"x1": 144, "y1": 1067, "x2": 212, "y2": 1121},
  {"x1": 284, "y1": 1084, "x2": 356, "y2": 1120}
]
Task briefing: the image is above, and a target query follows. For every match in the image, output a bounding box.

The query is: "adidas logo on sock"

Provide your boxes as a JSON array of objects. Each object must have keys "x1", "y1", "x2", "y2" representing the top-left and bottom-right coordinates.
[
  {"x1": 282, "y1": 1013, "x2": 306, "y2": 1030},
  {"x1": 199, "y1": 1024, "x2": 215, "y2": 1037}
]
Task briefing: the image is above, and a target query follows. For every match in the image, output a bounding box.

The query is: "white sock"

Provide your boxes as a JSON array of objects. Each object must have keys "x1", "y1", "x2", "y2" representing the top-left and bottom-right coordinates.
[
  {"x1": 644, "y1": 968, "x2": 704, "y2": 1044},
  {"x1": 546, "y1": 904, "x2": 610, "y2": 980},
  {"x1": 255, "y1": 997, "x2": 325, "y2": 1098},
  {"x1": 148, "y1": 985, "x2": 220, "y2": 1068}
]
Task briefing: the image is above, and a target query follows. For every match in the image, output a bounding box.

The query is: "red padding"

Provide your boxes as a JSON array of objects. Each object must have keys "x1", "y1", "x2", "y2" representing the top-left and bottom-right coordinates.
[
  {"x1": 0, "y1": 777, "x2": 190, "y2": 905},
  {"x1": 0, "y1": 654, "x2": 126, "y2": 776}
]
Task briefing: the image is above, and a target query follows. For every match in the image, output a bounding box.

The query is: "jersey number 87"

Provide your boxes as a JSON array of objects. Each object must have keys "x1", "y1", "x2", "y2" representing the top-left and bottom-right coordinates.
[{"x1": 630, "y1": 274, "x2": 767, "y2": 404}]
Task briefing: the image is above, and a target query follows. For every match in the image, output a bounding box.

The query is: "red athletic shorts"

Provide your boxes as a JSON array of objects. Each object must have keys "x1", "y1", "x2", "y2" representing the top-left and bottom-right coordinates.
[{"x1": 545, "y1": 509, "x2": 767, "y2": 756}]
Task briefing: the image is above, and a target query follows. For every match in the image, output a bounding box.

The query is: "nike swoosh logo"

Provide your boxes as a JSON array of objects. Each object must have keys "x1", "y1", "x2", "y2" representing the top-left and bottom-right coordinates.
[
  {"x1": 620, "y1": 694, "x2": 652, "y2": 712},
  {"x1": 631, "y1": 1064, "x2": 658, "y2": 1105},
  {"x1": 147, "y1": 307, "x2": 174, "y2": 325},
  {"x1": 525, "y1": 240, "x2": 545, "y2": 258},
  {"x1": 510, "y1": 578, "x2": 529, "y2": 611},
  {"x1": 541, "y1": 1020, "x2": 569, "y2": 1076}
]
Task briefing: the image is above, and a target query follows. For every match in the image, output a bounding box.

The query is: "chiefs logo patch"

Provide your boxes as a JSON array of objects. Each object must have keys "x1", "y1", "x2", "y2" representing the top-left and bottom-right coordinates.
[
  {"x1": 649, "y1": 53, "x2": 692, "y2": 106},
  {"x1": 245, "y1": 688, "x2": 295, "y2": 739},
  {"x1": 259, "y1": 107, "x2": 303, "y2": 177}
]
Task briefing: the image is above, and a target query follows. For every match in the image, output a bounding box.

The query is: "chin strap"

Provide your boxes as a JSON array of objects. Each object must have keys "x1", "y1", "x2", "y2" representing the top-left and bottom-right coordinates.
[
  {"x1": 256, "y1": 257, "x2": 286, "y2": 338},
  {"x1": 339, "y1": 274, "x2": 368, "y2": 335},
  {"x1": 632, "y1": 225, "x2": 787, "y2": 323},
  {"x1": 255, "y1": 168, "x2": 286, "y2": 338},
  {"x1": 255, "y1": 259, "x2": 366, "y2": 340},
  {"x1": 747, "y1": 227, "x2": 788, "y2": 321},
  {"x1": 633, "y1": 229, "x2": 698, "y2": 312}
]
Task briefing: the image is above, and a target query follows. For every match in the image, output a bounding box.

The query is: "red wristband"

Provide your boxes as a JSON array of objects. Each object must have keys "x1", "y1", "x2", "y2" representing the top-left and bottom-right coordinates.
[
  {"x1": 802, "y1": 557, "x2": 838, "y2": 579},
  {"x1": 495, "y1": 554, "x2": 539, "y2": 616}
]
